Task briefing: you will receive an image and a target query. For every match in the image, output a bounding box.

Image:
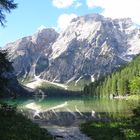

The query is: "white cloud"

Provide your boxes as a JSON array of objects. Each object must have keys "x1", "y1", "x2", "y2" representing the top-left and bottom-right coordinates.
[
  {"x1": 52, "y1": 0, "x2": 76, "y2": 8},
  {"x1": 75, "y1": 2, "x2": 82, "y2": 8},
  {"x1": 86, "y1": 0, "x2": 94, "y2": 8},
  {"x1": 86, "y1": 0, "x2": 140, "y2": 25},
  {"x1": 57, "y1": 14, "x2": 77, "y2": 31}
]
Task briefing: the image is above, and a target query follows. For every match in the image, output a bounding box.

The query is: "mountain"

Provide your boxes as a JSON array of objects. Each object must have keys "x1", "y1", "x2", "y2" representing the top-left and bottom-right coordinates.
[
  {"x1": 5, "y1": 14, "x2": 140, "y2": 86},
  {"x1": 5, "y1": 28, "x2": 59, "y2": 79}
]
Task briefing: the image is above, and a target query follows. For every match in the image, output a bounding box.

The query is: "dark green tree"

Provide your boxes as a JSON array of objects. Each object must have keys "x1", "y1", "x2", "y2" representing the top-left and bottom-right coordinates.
[
  {"x1": 123, "y1": 79, "x2": 130, "y2": 95},
  {"x1": 84, "y1": 54, "x2": 140, "y2": 97},
  {"x1": 0, "y1": 0, "x2": 17, "y2": 96},
  {"x1": 0, "y1": 0, "x2": 17, "y2": 26},
  {"x1": 111, "y1": 75, "x2": 118, "y2": 95},
  {"x1": 129, "y1": 76, "x2": 140, "y2": 94},
  {"x1": 0, "y1": 50, "x2": 13, "y2": 96}
]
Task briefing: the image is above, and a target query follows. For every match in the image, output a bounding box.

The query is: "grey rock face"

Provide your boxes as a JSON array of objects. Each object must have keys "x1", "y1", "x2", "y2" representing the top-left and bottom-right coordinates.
[
  {"x1": 43, "y1": 14, "x2": 140, "y2": 83},
  {"x1": 5, "y1": 14, "x2": 140, "y2": 83},
  {"x1": 5, "y1": 28, "x2": 59, "y2": 79}
]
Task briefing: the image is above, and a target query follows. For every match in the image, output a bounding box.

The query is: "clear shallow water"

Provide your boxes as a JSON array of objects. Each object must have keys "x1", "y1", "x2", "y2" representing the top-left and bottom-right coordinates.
[{"x1": 4, "y1": 96, "x2": 140, "y2": 119}]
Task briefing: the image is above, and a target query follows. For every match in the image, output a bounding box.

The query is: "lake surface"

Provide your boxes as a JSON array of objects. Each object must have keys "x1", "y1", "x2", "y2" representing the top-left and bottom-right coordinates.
[
  {"x1": 4, "y1": 96, "x2": 140, "y2": 140},
  {"x1": 5, "y1": 96, "x2": 140, "y2": 120}
]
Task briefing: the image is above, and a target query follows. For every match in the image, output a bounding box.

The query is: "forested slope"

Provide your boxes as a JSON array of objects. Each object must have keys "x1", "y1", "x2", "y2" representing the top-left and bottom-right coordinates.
[{"x1": 84, "y1": 54, "x2": 140, "y2": 97}]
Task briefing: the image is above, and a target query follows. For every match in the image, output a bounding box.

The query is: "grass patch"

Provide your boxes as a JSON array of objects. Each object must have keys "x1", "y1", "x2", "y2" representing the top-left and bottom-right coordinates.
[
  {"x1": 67, "y1": 78, "x2": 91, "y2": 91},
  {"x1": 36, "y1": 82, "x2": 82, "y2": 97},
  {"x1": 0, "y1": 102, "x2": 52, "y2": 140},
  {"x1": 38, "y1": 82, "x2": 64, "y2": 89},
  {"x1": 67, "y1": 81, "x2": 83, "y2": 91},
  {"x1": 126, "y1": 95, "x2": 140, "y2": 101}
]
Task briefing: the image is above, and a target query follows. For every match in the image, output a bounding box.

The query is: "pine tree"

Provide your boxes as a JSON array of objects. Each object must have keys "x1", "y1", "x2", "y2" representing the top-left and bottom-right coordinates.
[
  {"x1": 0, "y1": 0, "x2": 17, "y2": 26},
  {"x1": 123, "y1": 79, "x2": 130, "y2": 95},
  {"x1": 129, "y1": 77, "x2": 140, "y2": 94},
  {"x1": 83, "y1": 54, "x2": 140, "y2": 97},
  {"x1": 0, "y1": 0, "x2": 17, "y2": 96},
  {"x1": 0, "y1": 50, "x2": 13, "y2": 96},
  {"x1": 111, "y1": 75, "x2": 118, "y2": 95}
]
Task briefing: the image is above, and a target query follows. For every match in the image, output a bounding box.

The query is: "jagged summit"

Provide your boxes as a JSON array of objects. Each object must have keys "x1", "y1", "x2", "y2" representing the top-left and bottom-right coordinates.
[
  {"x1": 32, "y1": 27, "x2": 59, "y2": 45},
  {"x1": 71, "y1": 13, "x2": 104, "y2": 22},
  {"x1": 37, "y1": 25, "x2": 47, "y2": 31},
  {"x1": 5, "y1": 27, "x2": 59, "y2": 79}
]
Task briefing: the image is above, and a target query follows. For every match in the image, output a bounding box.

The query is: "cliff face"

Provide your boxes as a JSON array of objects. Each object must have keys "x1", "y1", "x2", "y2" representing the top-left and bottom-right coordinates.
[
  {"x1": 5, "y1": 28, "x2": 59, "y2": 79},
  {"x1": 5, "y1": 14, "x2": 140, "y2": 84}
]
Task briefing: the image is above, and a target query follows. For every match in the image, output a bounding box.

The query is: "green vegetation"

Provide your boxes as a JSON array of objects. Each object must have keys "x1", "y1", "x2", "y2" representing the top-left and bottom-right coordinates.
[
  {"x1": 0, "y1": 50, "x2": 13, "y2": 97},
  {"x1": 37, "y1": 82, "x2": 82, "y2": 97},
  {"x1": 0, "y1": 51, "x2": 52, "y2": 140},
  {"x1": 129, "y1": 77, "x2": 140, "y2": 94},
  {"x1": 81, "y1": 105, "x2": 140, "y2": 140},
  {"x1": 84, "y1": 54, "x2": 140, "y2": 97},
  {"x1": 0, "y1": 30, "x2": 52, "y2": 140},
  {"x1": 0, "y1": 1, "x2": 52, "y2": 140},
  {"x1": 126, "y1": 95, "x2": 140, "y2": 101},
  {"x1": 67, "y1": 77, "x2": 91, "y2": 91},
  {"x1": 67, "y1": 80, "x2": 83, "y2": 91},
  {"x1": 21, "y1": 76, "x2": 90, "y2": 92},
  {"x1": 0, "y1": 102, "x2": 52, "y2": 140}
]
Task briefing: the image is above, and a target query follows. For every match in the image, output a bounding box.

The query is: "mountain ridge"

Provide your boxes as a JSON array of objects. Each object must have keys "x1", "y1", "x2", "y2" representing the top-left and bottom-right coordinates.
[{"x1": 4, "y1": 13, "x2": 140, "y2": 86}]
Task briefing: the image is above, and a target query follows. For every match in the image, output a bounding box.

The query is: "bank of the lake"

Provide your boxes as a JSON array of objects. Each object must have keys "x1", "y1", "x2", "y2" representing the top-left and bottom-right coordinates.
[
  {"x1": 29, "y1": 96, "x2": 139, "y2": 140},
  {"x1": 0, "y1": 103, "x2": 53, "y2": 140},
  {"x1": 80, "y1": 104, "x2": 140, "y2": 140},
  {"x1": 2, "y1": 96, "x2": 140, "y2": 140}
]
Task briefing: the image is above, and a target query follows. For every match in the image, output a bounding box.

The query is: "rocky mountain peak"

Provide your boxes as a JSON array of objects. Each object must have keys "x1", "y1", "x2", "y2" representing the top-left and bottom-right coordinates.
[
  {"x1": 5, "y1": 27, "x2": 59, "y2": 79},
  {"x1": 32, "y1": 28, "x2": 59, "y2": 45},
  {"x1": 4, "y1": 14, "x2": 140, "y2": 85},
  {"x1": 71, "y1": 13, "x2": 104, "y2": 23}
]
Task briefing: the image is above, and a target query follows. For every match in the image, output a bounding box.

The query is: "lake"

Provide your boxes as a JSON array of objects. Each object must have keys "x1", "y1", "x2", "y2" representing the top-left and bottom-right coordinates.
[
  {"x1": 5, "y1": 96, "x2": 140, "y2": 121},
  {"x1": 3, "y1": 96, "x2": 140, "y2": 139}
]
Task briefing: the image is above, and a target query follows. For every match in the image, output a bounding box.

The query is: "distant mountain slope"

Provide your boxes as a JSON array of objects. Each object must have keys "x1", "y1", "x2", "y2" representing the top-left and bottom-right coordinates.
[
  {"x1": 5, "y1": 14, "x2": 140, "y2": 85},
  {"x1": 5, "y1": 28, "x2": 58, "y2": 79},
  {"x1": 84, "y1": 54, "x2": 140, "y2": 97}
]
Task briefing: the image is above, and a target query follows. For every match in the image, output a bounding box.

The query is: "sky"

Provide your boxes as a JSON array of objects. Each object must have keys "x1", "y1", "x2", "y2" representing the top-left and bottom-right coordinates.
[{"x1": 0, "y1": 0, "x2": 140, "y2": 47}]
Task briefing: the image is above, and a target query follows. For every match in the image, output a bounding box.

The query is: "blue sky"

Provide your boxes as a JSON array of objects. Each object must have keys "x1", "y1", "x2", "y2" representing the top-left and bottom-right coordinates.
[
  {"x1": 0, "y1": 0, "x2": 103, "y2": 47},
  {"x1": 0, "y1": 0, "x2": 139, "y2": 47}
]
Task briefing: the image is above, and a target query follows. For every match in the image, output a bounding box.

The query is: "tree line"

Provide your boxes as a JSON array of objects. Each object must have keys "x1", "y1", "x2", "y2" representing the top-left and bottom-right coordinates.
[
  {"x1": 0, "y1": 0, "x2": 17, "y2": 96},
  {"x1": 84, "y1": 54, "x2": 140, "y2": 97},
  {"x1": 0, "y1": 50, "x2": 13, "y2": 97}
]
